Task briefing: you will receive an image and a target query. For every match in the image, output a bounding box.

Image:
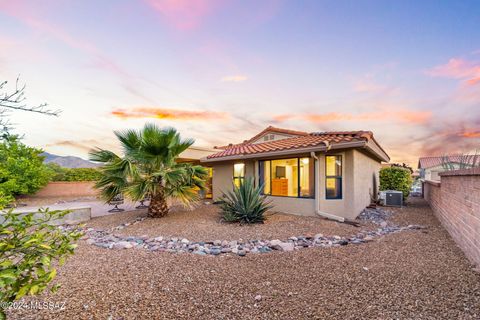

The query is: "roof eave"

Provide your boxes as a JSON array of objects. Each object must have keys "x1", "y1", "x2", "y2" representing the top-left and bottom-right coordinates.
[
  {"x1": 365, "y1": 139, "x2": 390, "y2": 162},
  {"x1": 200, "y1": 141, "x2": 371, "y2": 163}
]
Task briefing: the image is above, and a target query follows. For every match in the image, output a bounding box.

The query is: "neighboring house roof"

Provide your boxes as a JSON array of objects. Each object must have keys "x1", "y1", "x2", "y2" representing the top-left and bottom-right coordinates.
[
  {"x1": 202, "y1": 126, "x2": 390, "y2": 162},
  {"x1": 178, "y1": 146, "x2": 218, "y2": 161},
  {"x1": 418, "y1": 155, "x2": 479, "y2": 169}
]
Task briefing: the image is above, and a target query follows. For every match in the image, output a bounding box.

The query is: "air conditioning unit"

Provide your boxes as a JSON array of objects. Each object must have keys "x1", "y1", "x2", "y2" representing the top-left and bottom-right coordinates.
[{"x1": 378, "y1": 190, "x2": 403, "y2": 207}]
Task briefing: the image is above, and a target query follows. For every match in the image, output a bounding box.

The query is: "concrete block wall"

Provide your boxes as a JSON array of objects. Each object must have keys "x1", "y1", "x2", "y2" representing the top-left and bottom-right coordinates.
[{"x1": 33, "y1": 181, "x2": 97, "y2": 198}]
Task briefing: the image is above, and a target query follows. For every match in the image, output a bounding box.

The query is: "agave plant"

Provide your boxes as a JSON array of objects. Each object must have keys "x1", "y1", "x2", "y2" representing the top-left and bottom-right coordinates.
[
  {"x1": 89, "y1": 124, "x2": 208, "y2": 218},
  {"x1": 220, "y1": 177, "x2": 274, "y2": 224}
]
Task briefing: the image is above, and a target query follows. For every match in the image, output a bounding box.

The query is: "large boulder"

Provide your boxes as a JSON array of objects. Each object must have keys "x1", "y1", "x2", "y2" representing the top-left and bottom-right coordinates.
[{"x1": 269, "y1": 240, "x2": 294, "y2": 252}]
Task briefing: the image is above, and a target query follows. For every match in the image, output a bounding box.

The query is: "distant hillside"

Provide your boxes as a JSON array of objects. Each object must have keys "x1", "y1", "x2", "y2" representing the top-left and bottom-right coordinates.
[{"x1": 42, "y1": 152, "x2": 100, "y2": 168}]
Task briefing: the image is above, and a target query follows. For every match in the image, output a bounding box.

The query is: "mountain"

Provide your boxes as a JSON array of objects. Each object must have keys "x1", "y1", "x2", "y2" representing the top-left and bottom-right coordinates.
[{"x1": 41, "y1": 152, "x2": 99, "y2": 168}]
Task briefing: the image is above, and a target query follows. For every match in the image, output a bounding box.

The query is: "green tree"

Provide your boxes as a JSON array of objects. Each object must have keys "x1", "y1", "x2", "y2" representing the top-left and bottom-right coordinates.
[
  {"x1": 0, "y1": 209, "x2": 82, "y2": 319},
  {"x1": 0, "y1": 136, "x2": 52, "y2": 208},
  {"x1": 46, "y1": 163, "x2": 101, "y2": 182},
  {"x1": 379, "y1": 166, "x2": 413, "y2": 199},
  {"x1": 89, "y1": 124, "x2": 208, "y2": 218}
]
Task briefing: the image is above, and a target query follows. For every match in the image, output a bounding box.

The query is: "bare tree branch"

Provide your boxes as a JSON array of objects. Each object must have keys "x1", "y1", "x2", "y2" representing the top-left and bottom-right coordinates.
[{"x1": 0, "y1": 76, "x2": 61, "y2": 116}]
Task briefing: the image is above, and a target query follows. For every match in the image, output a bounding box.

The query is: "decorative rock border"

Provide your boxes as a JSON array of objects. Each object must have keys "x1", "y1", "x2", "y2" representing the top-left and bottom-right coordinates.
[
  {"x1": 66, "y1": 206, "x2": 425, "y2": 257},
  {"x1": 81, "y1": 224, "x2": 426, "y2": 256}
]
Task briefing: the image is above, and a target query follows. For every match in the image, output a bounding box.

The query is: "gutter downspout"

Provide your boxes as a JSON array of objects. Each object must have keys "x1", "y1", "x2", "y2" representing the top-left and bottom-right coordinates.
[{"x1": 310, "y1": 149, "x2": 345, "y2": 223}]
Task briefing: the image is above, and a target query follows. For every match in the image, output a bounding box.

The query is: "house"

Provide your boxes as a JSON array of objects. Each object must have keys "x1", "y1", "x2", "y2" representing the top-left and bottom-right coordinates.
[
  {"x1": 418, "y1": 155, "x2": 479, "y2": 181},
  {"x1": 200, "y1": 126, "x2": 390, "y2": 220},
  {"x1": 178, "y1": 146, "x2": 217, "y2": 199}
]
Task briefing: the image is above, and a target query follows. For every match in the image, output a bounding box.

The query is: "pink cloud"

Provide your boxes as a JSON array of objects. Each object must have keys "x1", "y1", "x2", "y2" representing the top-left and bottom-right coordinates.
[
  {"x1": 426, "y1": 58, "x2": 480, "y2": 86},
  {"x1": 144, "y1": 0, "x2": 222, "y2": 30},
  {"x1": 273, "y1": 109, "x2": 432, "y2": 125}
]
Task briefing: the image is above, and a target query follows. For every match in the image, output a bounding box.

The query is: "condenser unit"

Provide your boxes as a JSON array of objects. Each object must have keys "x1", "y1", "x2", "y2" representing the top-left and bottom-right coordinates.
[{"x1": 379, "y1": 190, "x2": 403, "y2": 207}]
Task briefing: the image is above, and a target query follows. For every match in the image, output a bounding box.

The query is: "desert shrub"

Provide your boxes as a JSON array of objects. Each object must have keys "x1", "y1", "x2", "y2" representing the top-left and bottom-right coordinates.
[
  {"x1": 379, "y1": 167, "x2": 412, "y2": 199},
  {"x1": 0, "y1": 191, "x2": 13, "y2": 210},
  {"x1": 0, "y1": 136, "x2": 52, "y2": 209},
  {"x1": 47, "y1": 164, "x2": 101, "y2": 182},
  {"x1": 0, "y1": 209, "x2": 82, "y2": 319},
  {"x1": 220, "y1": 178, "x2": 273, "y2": 224}
]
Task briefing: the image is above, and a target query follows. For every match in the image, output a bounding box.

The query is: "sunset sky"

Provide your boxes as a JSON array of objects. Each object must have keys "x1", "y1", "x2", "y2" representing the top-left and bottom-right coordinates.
[{"x1": 1, "y1": 0, "x2": 480, "y2": 166}]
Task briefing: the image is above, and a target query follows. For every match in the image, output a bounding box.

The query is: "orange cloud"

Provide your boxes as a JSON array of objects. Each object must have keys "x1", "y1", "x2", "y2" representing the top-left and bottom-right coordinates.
[
  {"x1": 273, "y1": 109, "x2": 432, "y2": 125},
  {"x1": 426, "y1": 58, "x2": 480, "y2": 86},
  {"x1": 393, "y1": 109, "x2": 432, "y2": 124},
  {"x1": 459, "y1": 131, "x2": 480, "y2": 138},
  {"x1": 111, "y1": 107, "x2": 229, "y2": 121},
  {"x1": 272, "y1": 114, "x2": 295, "y2": 122},
  {"x1": 221, "y1": 75, "x2": 248, "y2": 82},
  {"x1": 145, "y1": 0, "x2": 222, "y2": 30}
]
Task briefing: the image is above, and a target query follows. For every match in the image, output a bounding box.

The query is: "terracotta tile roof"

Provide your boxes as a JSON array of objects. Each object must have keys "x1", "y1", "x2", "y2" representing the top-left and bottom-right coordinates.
[
  {"x1": 206, "y1": 127, "x2": 374, "y2": 159},
  {"x1": 418, "y1": 155, "x2": 480, "y2": 169}
]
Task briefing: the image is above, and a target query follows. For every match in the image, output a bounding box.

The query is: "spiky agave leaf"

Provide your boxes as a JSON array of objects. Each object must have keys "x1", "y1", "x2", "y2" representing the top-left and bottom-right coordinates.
[{"x1": 220, "y1": 178, "x2": 273, "y2": 224}]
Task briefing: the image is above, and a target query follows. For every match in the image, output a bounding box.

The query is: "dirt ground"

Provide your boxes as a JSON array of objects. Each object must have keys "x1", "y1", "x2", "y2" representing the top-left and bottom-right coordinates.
[
  {"x1": 7, "y1": 198, "x2": 480, "y2": 320},
  {"x1": 86, "y1": 203, "x2": 374, "y2": 240}
]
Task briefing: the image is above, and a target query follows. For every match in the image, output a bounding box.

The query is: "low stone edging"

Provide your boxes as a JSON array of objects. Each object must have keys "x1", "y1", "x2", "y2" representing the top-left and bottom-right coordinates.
[
  {"x1": 57, "y1": 206, "x2": 426, "y2": 257},
  {"x1": 80, "y1": 223, "x2": 426, "y2": 257}
]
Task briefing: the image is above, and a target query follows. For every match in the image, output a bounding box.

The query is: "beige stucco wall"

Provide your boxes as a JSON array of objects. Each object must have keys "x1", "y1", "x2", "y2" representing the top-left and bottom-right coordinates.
[
  {"x1": 211, "y1": 160, "x2": 255, "y2": 199},
  {"x1": 424, "y1": 165, "x2": 447, "y2": 181},
  {"x1": 351, "y1": 149, "x2": 380, "y2": 218},
  {"x1": 266, "y1": 196, "x2": 316, "y2": 216}
]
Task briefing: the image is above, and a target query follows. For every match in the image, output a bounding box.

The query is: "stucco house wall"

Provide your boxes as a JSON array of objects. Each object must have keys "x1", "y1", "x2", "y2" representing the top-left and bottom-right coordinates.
[
  {"x1": 209, "y1": 149, "x2": 382, "y2": 219},
  {"x1": 211, "y1": 160, "x2": 255, "y2": 200},
  {"x1": 266, "y1": 196, "x2": 316, "y2": 216},
  {"x1": 352, "y1": 149, "x2": 381, "y2": 218},
  {"x1": 212, "y1": 162, "x2": 234, "y2": 200}
]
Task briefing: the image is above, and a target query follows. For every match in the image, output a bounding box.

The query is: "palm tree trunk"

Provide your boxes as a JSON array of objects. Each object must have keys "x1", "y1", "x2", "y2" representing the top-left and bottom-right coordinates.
[{"x1": 148, "y1": 188, "x2": 169, "y2": 218}]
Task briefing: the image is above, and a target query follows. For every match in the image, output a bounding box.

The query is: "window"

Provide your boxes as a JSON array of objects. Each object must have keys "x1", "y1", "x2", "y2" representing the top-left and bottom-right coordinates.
[
  {"x1": 205, "y1": 167, "x2": 213, "y2": 199},
  {"x1": 299, "y1": 157, "x2": 314, "y2": 197},
  {"x1": 259, "y1": 160, "x2": 271, "y2": 194},
  {"x1": 233, "y1": 163, "x2": 245, "y2": 187},
  {"x1": 259, "y1": 157, "x2": 314, "y2": 198},
  {"x1": 263, "y1": 134, "x2": 275, "y2": 141},
  {"x1": 325, "y1": 155, "x2": 342, "y2": 199}
]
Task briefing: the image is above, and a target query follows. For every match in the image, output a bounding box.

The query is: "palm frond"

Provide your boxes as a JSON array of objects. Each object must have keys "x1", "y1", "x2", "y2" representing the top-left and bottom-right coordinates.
[
  {"x1": 89, "y1": 148, "x2": 120, "y2": 163},
  {"x1": 114, "y1": 128, "x2": 142, "y2": 156},
  {"x1": 91, "y1": 123, "x2": 206, "y2": 209}
]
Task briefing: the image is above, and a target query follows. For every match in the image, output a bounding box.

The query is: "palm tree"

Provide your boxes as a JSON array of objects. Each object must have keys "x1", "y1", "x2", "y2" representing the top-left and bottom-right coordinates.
[{"x1": 89, "y1": 124, "x2": 208, "y2": 218}]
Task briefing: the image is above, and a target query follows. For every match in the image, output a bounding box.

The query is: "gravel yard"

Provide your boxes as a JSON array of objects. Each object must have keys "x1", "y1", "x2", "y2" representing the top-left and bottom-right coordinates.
[
  {"x1": 87, "y1": 203, "x2": 372, "y2": 241},
  {"x1": 7, "y1": 198, "x2": 480, "y2": 320}
]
